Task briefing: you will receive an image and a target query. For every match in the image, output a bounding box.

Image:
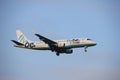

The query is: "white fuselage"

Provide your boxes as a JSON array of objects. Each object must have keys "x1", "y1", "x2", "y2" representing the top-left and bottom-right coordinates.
[
  {"x1": 16, "y1": 38, "x2": 96, "y2": 50},
  {"x1": 12, "y1": 30, "x2": 97, "y2": 56}
]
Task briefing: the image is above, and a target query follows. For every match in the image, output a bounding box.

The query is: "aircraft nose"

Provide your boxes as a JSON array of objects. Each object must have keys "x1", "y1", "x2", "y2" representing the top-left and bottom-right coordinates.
[
  {"x1": 95, "y1": 43, "x2": 97, "y2": 45},
  {"x1": 93, "y1": 42, "x2": 97, "y2": 46},
  {"x1": 91, "y1": 41, "x2": 97, "y2": 46}
]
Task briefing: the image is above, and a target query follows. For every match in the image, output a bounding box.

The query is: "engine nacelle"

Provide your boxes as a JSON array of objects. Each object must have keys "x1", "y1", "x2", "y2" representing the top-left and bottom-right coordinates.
[{"x1": 65, "y1": 49, "x2": 73, "y2": 54}]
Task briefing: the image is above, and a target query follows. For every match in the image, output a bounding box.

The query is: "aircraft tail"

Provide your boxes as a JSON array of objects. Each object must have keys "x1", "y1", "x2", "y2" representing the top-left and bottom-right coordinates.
[{"x1": 16, "y1": 30, "x2": 29, "y2": 44}]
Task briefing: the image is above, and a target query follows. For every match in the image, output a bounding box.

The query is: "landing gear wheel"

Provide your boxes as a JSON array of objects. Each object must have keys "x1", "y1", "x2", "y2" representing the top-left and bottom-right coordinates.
[
  {"x1": 56, "y1": 52, "x2": 60, "y2": 56},
  {"x1": 85, "y1": 49, "x2": 87, "y2": 52}
]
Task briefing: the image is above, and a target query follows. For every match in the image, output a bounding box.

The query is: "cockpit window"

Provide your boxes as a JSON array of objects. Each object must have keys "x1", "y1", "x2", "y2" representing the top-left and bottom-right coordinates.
[{"x1": 87, "y1": 38, "x2": 91, "y2": 40}]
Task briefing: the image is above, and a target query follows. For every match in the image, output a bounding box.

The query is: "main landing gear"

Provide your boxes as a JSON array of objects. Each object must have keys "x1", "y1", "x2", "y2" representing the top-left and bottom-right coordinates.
[
  {"x1": 56, "y1": 52, "x2": 60, "y2": 56},
  {"x1": 84, "y1": 46, "x2": 87, "y2": 52}
]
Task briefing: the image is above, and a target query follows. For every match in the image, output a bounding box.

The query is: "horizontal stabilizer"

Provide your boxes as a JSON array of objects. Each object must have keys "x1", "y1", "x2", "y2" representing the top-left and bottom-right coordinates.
[{"x1": 11, "y1": 40, "x2": 24, "y2": 45}]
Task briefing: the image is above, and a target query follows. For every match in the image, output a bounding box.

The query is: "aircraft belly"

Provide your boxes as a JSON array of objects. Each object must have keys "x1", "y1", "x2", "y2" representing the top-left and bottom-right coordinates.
[
  {"x1": 33, "y1": 47, "x2": 50, "y2": 50},
  {"x1": 71, "y1": 43, "x2": 95, "y2": 48},
  {"x1": 71, "y1": 44, "x2": 86, "y2": 48},
  {"x1": 33, "y1": 46, "x2": 50, "y2": 50}
]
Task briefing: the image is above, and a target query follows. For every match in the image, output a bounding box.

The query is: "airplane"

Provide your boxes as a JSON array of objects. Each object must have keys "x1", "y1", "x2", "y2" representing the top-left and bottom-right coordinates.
[{"x1": 11, "y1": 30, "x2": 97, "y2": 56}]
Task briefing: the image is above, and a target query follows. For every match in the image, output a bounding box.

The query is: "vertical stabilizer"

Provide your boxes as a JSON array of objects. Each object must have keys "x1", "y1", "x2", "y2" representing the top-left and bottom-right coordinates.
[{"x1": 16, "y1": 30, "x2": 28, "y2": 44}]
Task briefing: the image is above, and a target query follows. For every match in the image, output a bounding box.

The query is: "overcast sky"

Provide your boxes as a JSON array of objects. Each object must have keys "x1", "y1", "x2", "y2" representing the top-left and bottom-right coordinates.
[{"x1": 0, "y1": 0, "x2": 120, "y2": 80}]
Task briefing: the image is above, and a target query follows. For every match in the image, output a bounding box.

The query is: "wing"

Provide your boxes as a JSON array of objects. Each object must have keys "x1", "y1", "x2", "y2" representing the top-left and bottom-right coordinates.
[
  {"x1": 35, "y1": 34, "x2": 68, "y2": 53},
  {"x1": 35, "y1": 34, "x2": 57, "y2": 45}
]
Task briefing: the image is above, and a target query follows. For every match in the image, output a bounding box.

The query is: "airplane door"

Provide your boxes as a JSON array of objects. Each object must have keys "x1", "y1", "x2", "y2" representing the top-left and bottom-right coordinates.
[{"x1": 67, "y1": 40, "x2": 71, "y2": 45}]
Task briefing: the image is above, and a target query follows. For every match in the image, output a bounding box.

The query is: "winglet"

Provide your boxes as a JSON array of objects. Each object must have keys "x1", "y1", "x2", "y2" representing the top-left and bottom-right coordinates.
[
  {"x1": 34, "y1": 33, "x2": 40, "y2": 38},
  {"x1": 32, "y1": 30, "x2": 37, "y2": 35}
]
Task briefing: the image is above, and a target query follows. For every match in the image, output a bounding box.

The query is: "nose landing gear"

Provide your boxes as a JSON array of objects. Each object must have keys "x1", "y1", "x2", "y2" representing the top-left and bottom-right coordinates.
[{"x1": 84, "y1": 46, "x2": 87, "y2": 52}]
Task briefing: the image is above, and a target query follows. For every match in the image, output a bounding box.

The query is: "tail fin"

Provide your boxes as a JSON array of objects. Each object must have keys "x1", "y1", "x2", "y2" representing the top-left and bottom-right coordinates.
[{"x1": 16, "y1": 30, "x2": 29, "y2": 44}]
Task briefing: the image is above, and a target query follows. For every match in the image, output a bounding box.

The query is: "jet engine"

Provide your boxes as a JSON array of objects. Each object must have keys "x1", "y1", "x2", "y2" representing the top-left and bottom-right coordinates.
[
  {"x1": 58, "y1": 49, "x2": 73, "y2": 54},
  {"x1": 65, "y1": 49, "x2": 73, "y2": 54}
]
